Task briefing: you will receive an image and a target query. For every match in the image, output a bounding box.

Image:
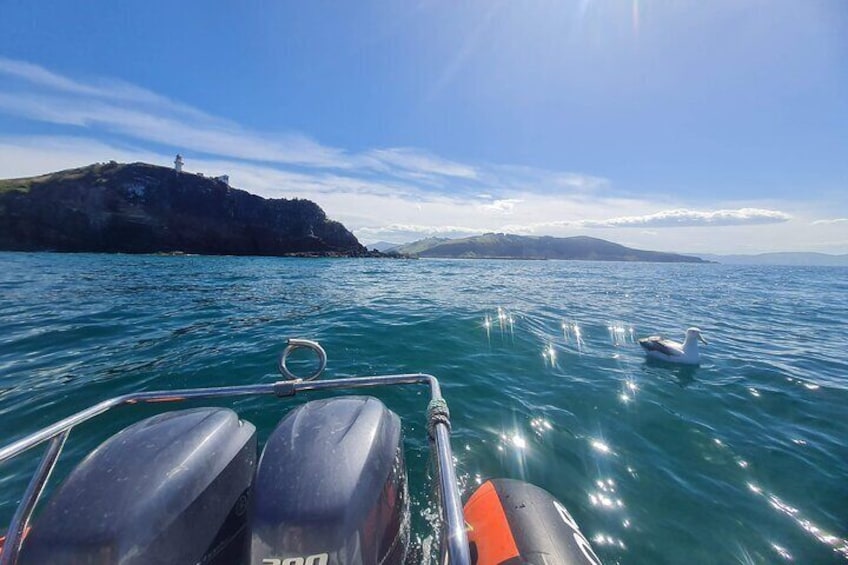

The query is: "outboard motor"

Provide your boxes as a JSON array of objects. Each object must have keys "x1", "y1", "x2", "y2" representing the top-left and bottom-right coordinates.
[
  {"x1": 250, "y1": 396, "x2": 408, "y2": 565},
  {"x1": 19, "y1": 407, "x2": 256, "y2": 565},
  {"x1": 464, "y1": 479, "x2": 601, "y2": 565}
]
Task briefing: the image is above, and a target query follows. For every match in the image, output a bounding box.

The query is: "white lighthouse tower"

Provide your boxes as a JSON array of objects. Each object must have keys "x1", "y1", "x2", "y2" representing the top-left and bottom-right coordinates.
[{"x1": 174, "y1": 154, "x2": 184, "y2": 173}]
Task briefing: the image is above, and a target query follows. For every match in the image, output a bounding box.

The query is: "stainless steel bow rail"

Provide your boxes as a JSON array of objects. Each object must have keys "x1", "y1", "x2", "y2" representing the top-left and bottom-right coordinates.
[{"x1": 0, "y1": 340, "x2": 471, "y2": 565}]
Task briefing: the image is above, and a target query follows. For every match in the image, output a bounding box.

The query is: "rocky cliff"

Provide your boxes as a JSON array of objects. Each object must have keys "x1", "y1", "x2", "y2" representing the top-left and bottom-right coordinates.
[{"x1": 0, "y1": 162, "x2": 369, "y2": 256}]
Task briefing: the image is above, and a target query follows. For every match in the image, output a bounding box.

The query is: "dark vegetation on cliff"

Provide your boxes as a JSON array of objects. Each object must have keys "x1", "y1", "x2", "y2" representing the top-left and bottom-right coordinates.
[
  {"x1": 395, "y1": 233, "x2": 706, "y2": 262},
  {"x1": 0, "y1": 162, "x2": 372, "y2": 256}
]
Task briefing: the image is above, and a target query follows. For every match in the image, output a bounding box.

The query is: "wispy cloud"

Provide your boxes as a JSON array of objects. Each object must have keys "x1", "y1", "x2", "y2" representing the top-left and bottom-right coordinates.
[
  {"x1": 482, "y1": 164, "x2": 609, "y2": 194},
  {"x1": 580, "y1": 208, "x2": 792, "y2": 228},
  {"x1": 811, "y1": 218, "x2": 848, "y2": 225},
  {"x1": 551, "y1": 173, "x2": 609, "y2": 191},
  {"x1": 497, "y1": 207, "x2": 792, "y2": 234},
  {"x1": 0, "y1": 57, "x2": 185, "y2": 109},
  {"x1": 0, "y1": 135, "x2": 166, "y2": 177},
  {"x1": 479, "y1": 198, "x2": 523, "y2": 214},
  {"x1": 356, "y1": 223, "x2": 483, "y2": 241},
  {"x1": 0, "y1": 56, "x2": 605, "y2": 199},
  {"x1": 364, "y1": 147, "x2": 478, "y2": 180},
  {"x1": 0, "y1": 91, "x2": 349, "y2": 169}
]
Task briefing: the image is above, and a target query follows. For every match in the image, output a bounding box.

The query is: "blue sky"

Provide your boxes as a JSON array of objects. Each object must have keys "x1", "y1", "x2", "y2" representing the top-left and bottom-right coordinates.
[{"x1": 1, "y1": 1, "x2": 846, "y2": 253}]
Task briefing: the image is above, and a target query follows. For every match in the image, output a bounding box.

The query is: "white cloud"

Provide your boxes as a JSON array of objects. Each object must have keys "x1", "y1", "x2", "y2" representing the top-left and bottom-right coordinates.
[
  {"x1": 0, "y1": 57, "x2": 605, "y2": 199},
  {"x1": 365, "y1": 147, "x2": 478, "y2": 180},
  {"x1": 580, "y1": 208, "x2": 792, "y2": 228},
  {"x1": 0, "y1": 92, "x2": 349, "y2": 169},
  {"x1": 551, "y1": 173, "x2": 608, "y2": 191},
  {"x1": 479, "y1": 198, "x2": 523, "y2": 214},
  {"x1": 355, "y1": 224, "x2": 483, "y2": 241},
  {"x1": 0, "y1": 135, "x2": 167, "y2": 178},
  {"x1": 811, "y1": 218, "x2": 848, "y2": 225},
  {"x1": 483, "y1": 164, "x2": 609, "y2": 194},
  {"x1": 0, "y1": 57, "x2": 175, "y2": 107}
]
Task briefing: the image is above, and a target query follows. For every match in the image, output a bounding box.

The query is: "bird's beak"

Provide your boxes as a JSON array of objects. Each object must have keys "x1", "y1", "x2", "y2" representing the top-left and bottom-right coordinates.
[{"x1": 699, "y1": 335, "x2": 708, "y2": 345}]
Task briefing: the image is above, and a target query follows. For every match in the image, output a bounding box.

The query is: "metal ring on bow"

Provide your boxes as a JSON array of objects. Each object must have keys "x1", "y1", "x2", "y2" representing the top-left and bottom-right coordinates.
[{"x1": 278, "y1": 338, "x2": 327, "y2": 381}]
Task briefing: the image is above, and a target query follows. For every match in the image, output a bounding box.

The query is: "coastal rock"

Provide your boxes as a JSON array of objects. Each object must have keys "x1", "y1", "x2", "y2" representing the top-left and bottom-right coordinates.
[{"x1": 0, "y1": 162, "x2": 369, "y2": 256}]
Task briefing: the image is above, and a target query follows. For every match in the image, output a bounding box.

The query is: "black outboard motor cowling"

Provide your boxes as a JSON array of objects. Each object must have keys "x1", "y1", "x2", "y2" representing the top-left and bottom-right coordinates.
[
  {"x1": 250, "y1": 396, "x2": 408, "y2": 565},
  {"x1": 19, "y1": 407, "x2": 257, "y2": 565}
]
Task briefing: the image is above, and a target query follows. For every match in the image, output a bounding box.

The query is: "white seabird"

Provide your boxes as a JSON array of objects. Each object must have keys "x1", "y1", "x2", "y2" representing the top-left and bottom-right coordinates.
[{"x1": 638, "y1": 327, "x2": 707, "y2": 365}]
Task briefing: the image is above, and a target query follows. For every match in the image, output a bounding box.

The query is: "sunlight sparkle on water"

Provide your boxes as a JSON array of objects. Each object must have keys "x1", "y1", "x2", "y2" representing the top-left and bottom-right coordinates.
[
  {"x1": 484, "y1": 307, "x2": 515, "y2": 342},
  {"x1": 748, "y1": 483, "x2": 848, "y2": 558},
  {"x1": 530, "y1": 417, "x2": 552, "y2": 436},
  {"x1": 511, "y1": 433, "x2": 527, "y2": 450},
  {"x1": 562, "y1": 321, "x2": 585, "y2": 353},
  {"x1": 543, "y1": 343, "x2": 557, "y2": 366},
  {"x1": 591, "y1": 439, "x2": 612, "y2": 455},
  {"x1": 590, "y1": 476, "x2": 625, "y2": 512},
  {"x1": 498, "y1": 431, "x2": 527, "y2": 451},
  {"x1": 497, "y1": 307, "x2": 506, "y2": 333},
  {"x1": 496, "y1": 306, "x2": 515, "y2": 335},
  {"x1": 608, "y1": 323, "x2": 635, "y2": 347},
  {"x1": 620, "y1": 378, "x2": 638, "y2": 404},
  {"x1": 592, "y1": 533, "x2": 626, "y2": 550},
  {"x1": 770, "y1": 543, "x2": 792, "y2": 561}
]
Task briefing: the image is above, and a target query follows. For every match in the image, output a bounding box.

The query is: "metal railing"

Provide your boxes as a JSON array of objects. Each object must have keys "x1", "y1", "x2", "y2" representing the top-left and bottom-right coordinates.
[{"x1": 0, "y1": 341, "x2": 471, "y2": 565}]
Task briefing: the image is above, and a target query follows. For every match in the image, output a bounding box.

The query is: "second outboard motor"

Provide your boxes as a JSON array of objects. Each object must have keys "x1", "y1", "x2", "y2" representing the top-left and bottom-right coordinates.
[
  {"x1": 251, "y1": 396, "x2": 408, "y2": 565},
  {"x1": 19, "y1": 407, "x2": 256, "y2": 565}
]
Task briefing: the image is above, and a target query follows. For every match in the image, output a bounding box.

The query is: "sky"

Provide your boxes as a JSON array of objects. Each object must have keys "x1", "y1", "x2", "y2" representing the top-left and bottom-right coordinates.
[{"x1": 1, "y1": 0, "x2": 847, "y2": 254}]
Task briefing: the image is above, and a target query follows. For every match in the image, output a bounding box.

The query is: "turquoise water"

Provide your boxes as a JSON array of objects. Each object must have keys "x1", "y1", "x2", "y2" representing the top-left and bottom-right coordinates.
[{"x1": 1, "y1": 253, "x2": 847, "y2": 563}]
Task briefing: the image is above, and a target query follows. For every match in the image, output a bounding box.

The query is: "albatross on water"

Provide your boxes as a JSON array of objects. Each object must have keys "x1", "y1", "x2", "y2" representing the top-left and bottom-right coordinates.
[{"x1": 638, "y1": 327, "x2": 707, "y2": 365}]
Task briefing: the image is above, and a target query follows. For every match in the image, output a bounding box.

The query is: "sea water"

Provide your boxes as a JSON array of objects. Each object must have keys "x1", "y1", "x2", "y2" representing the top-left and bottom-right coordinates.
[{"x1": 1, "y1": 253, "x2": 846, "y2": 564}]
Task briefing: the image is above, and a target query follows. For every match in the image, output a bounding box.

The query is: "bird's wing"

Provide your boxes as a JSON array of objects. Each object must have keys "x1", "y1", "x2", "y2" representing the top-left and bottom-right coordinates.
[{"x1": 639, "y1": 336, "x2": 683, "y2": 356}]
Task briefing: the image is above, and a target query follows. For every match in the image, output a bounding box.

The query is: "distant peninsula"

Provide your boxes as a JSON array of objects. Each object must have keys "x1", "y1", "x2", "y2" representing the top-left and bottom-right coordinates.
[
  {"x1": 0, "y1": 161, "x2": 374, "y2": 257},
  {"x1": 697, "y1": 252, "x2": 848, "y2": 267},
  {"x1": 393, "y1": 233, "x2": 707, "y2": 262}
]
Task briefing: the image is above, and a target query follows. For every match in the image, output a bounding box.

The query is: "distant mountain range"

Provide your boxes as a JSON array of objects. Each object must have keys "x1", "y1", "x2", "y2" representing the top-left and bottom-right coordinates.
[
  {"x1": 392, "y1": 233, "x2": 706, "y2": 262},
  {"x1": 696, "y1": 252, "x2": 848, "y2": 266},
  {"x1": 0, "y1": 162, "x2": 373, "y2": 257}
]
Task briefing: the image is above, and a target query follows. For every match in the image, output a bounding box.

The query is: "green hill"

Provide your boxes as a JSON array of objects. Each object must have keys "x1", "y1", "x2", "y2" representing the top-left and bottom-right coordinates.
[{"x1": 395, "y1": 233, "x2": 706, "y2": 262}]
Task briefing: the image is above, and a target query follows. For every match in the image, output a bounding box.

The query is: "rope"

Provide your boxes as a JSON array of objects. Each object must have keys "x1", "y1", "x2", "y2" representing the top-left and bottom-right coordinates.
[{"x1": 427, "y1": 398, "x2": 451, "y2": 439}]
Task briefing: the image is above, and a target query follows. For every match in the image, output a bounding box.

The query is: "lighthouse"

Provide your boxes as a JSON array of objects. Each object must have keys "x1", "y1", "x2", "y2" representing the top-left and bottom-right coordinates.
[{"x1": 174, "y1": 154, "x2": 184, "y2": 173}]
